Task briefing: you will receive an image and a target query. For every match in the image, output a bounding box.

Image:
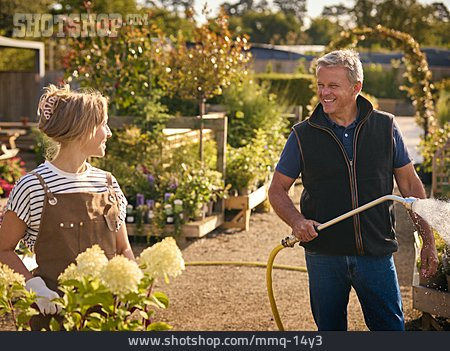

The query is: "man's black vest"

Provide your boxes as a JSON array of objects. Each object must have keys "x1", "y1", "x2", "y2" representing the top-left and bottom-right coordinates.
[{"x1": 292, "y1": 95, "x2": 397, "y2": 256}]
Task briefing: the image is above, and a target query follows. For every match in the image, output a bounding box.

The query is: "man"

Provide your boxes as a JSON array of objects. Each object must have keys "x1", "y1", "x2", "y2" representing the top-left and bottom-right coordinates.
[{"x1": 268, "y1": 49, "x2": 438, "y2": 331}]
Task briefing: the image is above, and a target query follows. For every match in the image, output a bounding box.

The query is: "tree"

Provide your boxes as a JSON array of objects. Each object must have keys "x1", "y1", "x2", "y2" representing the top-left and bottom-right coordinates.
[
  {"x1": 158, "y1": 9, "x2": 251, "y2": 161},
  {"x1": 64, "y1": 22, "x2": 169, "y2": 120},
  {"x1": 145, "y1": 0, "x2": 194, "y2": 14},
  {"x1": 306, "y1": 17, "x2": 342, "y2": 45},
  {"x1": 273, "y1": 0, "x2": 306, "y2": 24},
  {"x1": 229, "y1": 10, "x2": 304, "y2": 44},
  {"x1": 321, "y1": 0, "x2": 450, "y2": 47},
  {"x1": 0, "y1": 0, "x2": 53, "y2": 36},
  {"x1": 54, "y1": 0, "x2": 138, "y2": 15},
  {"x1": 222, "y1": 0, "x2": 255, "y2": 16}
]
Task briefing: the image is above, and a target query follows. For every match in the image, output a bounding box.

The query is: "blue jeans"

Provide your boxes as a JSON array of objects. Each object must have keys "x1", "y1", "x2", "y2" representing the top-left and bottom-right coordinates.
[{"x1": 304, "y1": 251, "x2": 405, "y2": 331}]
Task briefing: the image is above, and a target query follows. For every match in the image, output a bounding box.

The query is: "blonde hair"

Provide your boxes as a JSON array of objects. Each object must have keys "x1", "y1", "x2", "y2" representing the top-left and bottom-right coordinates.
[{"x1": 37, "y1": 84, "x2": 108, "y2": 146}]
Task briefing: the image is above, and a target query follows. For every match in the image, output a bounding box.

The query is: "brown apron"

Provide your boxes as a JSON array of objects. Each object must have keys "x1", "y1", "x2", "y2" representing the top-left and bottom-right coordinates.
[{"x1": 29, "y1": 171, "x2": 120, "y2": 330}]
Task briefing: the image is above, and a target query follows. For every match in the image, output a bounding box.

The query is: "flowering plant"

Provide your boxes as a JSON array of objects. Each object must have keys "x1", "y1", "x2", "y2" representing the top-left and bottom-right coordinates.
[
  {"x1": 0, "y1": 238, "x2": 184, "y2": 331},
  {"x1": 53, "y1": 238, "x2": 184, "y2": 331},
  {"x1": 0, "y1": 156, "x2": 26, "y2": 198},
  {"x1": 0, "y1": 263, "x2": 38, "y2": 330}
]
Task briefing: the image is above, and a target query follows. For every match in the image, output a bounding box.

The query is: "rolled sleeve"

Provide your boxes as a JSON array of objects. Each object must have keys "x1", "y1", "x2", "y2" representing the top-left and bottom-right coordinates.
[
  {"x1": 393, "y1": 120, "x2": 413, "y2": 168},
  {"x1": 275, "y1": 132, "x2": 303, "y2": 179}
]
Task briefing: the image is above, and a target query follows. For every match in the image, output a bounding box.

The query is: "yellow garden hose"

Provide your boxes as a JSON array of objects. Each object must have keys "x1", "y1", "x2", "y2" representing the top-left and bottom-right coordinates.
[
  {"x1": 266, "y1": 243, "x2": 287, "y2": 330},
  {"x1": 185, "y1": 235, "x2": 306, "y2": 332},
  {"x1": 185, "y1": 260, "x2": 306, "y2": 272},
  {"x1": 266, "y1": 236, "x2": 303, "y2": 331}
]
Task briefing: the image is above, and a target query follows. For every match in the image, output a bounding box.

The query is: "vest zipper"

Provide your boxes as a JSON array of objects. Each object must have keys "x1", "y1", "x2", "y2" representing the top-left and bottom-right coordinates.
[
  {"x1": 350, "y1": 111, "x2": 371, "y2": 255},
  {"x1": 348, "y1": 159, "x2": 363, "y2": 255}
]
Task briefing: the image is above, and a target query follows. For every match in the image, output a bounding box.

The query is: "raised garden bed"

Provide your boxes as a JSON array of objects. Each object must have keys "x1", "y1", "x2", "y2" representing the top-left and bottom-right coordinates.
[{"x1": 221, "y1": 182, "x2": 270, "y2": 231}]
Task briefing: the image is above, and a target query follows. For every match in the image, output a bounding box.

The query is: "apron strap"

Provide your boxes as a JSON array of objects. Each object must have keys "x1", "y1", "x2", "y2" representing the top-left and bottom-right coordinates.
[
  {"x1": 104, "y1": 172, "x2": 119, "y2": 231},
  {"x1": 30, "y1": 171, "x2": 58, "y2": 205},
  {"x1": 105, "y1": 172, "x2": 118, "y2": 203}
]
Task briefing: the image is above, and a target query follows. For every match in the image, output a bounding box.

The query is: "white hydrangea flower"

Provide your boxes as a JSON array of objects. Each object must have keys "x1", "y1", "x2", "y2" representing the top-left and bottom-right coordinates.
[
  {"x1": 138, "y1": 237, "x2": 185, "y2": 281},
  {"x1": 58, "y1": 263, "x2": 80, "y2": 282},
  {"x1": 0, "y1": 263, "x2": 25, "y2": 287},
  {"x1": 75, "y1": 245, "x2": 108, "y2": 279},
  {"x1": 100, "y1": 256, "x2": 143, "y2": 297}
]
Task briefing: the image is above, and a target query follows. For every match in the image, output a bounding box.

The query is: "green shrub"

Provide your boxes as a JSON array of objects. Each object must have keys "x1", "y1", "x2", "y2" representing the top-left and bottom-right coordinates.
[
  {"x1": 254, "y1": 73, "x2": 315, "y2": 115},
  {"x1": 226, "y1": 129, "x2": 286, "y2": 194},
  {"x1": 170, "y1": 139, "x2": 217, "y2": 172},
  {"x1": 220, "y1": 80, "x2": 288, "y2": 148},
  {"x1": 418, "y1": 122, "x2": 450, "y2": 174},
  {"x1": 363, "y1": 62, "x2": 407, "y2": 99},
  {"x1": 436, "y1": 88, "x2": 450, "y2": 125}
]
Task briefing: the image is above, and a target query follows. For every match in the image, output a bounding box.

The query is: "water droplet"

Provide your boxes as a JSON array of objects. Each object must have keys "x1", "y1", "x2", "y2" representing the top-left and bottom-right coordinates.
[{"x1": 413, "y1": 199, "x2": 450, "y2": 245}]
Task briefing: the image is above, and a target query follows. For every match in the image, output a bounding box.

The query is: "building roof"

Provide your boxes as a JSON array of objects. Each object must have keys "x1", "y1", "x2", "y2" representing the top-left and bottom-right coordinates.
[{"x1": 250, "y1": 43, "x2": 450, "y2": 68}]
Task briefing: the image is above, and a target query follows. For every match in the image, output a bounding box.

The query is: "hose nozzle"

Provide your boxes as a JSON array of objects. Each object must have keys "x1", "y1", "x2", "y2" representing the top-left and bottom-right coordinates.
[
  {"x1": 401, "y1": 196, "x2": 417, "y2": 211},
  {"x1": 281, "y1": 236, "x2": 299, "y2": 248}
]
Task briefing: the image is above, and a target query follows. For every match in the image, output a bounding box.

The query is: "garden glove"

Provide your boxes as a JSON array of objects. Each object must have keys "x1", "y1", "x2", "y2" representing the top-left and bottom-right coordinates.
[{"x1": 25, "y1": 276, "x2": 61, "y2": 315}]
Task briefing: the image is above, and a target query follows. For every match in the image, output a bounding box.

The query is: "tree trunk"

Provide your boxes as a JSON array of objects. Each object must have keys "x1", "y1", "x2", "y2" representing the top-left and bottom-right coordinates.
[{"x1": 199, "y1": 98, "x2": 205, "y2": 163}]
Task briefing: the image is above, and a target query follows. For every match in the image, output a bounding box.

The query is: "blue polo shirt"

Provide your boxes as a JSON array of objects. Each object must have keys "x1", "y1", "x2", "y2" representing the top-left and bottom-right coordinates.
[{"x1": 276, "y1": 112, "x2": 412, "y2": 179}]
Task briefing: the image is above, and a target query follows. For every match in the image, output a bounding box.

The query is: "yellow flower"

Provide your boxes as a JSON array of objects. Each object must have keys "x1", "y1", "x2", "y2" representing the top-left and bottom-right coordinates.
[
  {"x1": 75, "y1": 245, "x2": 108, "y2": 279},
  {"x1": 0, "y1": 263, "x2": 25, "y2": 287},
  {"x1": 138, "y1": 237, "x2": 185, "y2": 282},
  {"x1": 101, "y1": 256, "x2": 143, "y2": 297}
]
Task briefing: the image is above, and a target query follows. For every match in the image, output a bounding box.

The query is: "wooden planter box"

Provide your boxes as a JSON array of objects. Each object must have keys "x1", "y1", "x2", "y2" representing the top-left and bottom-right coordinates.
[
  {"x1": 221, "y1": 182, "x2": 270, "y2": 231},
  {"x1": 412, "y1": 232, "x2": 450, "y2": 330},
  {"x1": 127, "y1": 212, "x2": 224, "y2": 241}
]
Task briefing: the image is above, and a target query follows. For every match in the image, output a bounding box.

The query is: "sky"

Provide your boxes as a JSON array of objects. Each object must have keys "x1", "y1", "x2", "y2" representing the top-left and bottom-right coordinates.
[{"x1": 194, "y1": 0, "x2": 448, "y2": 24}]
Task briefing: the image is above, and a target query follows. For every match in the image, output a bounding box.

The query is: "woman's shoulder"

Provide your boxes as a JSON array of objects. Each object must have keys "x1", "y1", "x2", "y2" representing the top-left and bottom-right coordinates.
[
  {"x1": 86, "y1": 163, "x2": 111, "y2": 179},
  {"x1": 15, "y1": 163, "x2": 48, "y2": 185}
]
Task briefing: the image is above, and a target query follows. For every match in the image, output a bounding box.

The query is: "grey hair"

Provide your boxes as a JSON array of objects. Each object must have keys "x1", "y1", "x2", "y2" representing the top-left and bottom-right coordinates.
[{"x1": 316, "y1": 49, "x2": 364, "y2": 85}]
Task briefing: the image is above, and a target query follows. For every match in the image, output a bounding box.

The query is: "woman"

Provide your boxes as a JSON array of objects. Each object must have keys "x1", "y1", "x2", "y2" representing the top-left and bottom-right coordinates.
[{"x1": 0, "y1": 84, "x2": 134, "y2": 329}]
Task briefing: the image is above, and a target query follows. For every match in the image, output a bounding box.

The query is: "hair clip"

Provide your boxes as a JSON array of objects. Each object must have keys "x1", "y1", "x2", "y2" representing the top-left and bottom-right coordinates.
[{"x1": 38, "y1": 95, "x2": 58, "y2": 120}]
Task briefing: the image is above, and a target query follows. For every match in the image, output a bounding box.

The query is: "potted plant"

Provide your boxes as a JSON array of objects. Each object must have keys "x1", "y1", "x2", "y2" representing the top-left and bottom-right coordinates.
[
  {"x1": 174, "y1": 163, "x2": 227, "y2": 221},
  {"x1": 226, "y1": 129, "x2": 282, "y2": 195}
]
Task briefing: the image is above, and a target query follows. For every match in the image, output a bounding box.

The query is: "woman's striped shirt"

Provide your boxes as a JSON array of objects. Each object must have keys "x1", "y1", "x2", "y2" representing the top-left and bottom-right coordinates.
[{"x1": 6, "y1": 161, "x2": 128, "y2": 251}]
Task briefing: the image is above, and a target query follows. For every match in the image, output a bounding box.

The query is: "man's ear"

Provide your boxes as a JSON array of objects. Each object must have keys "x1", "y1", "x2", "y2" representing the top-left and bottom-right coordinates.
[{"x1": 353, "y1": 81, "x2": 362, "y2": 95}]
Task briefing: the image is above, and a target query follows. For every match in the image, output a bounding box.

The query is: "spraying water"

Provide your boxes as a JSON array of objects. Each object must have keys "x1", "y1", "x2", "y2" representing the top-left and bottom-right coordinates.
[{"x1": 412, "y1": 199, "x2": 450, "y2": 246}]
